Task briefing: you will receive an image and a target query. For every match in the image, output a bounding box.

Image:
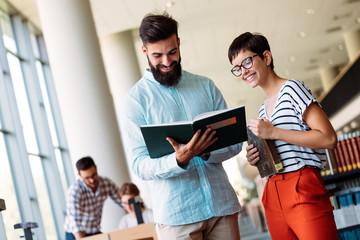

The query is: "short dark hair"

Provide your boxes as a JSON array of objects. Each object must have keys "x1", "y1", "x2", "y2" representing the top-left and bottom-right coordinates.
[
  {"x1": 76, "y1": 156, "x2": 96, "y2": 172},
  {"x1": 228, "y1": 32, "x2": 274, "y2": 70},
  {"x1": 139, "y1": 11, "x2": 178, "y2": 45}
]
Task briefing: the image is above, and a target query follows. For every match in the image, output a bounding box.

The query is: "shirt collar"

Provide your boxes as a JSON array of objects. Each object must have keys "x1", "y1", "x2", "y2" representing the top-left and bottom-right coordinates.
[
  {"x1": 144, "y1": 69, "x2": 159, "y2": 84},
  {"x1": 79, "y1": 177, "x2": 98, "y2": 194}
]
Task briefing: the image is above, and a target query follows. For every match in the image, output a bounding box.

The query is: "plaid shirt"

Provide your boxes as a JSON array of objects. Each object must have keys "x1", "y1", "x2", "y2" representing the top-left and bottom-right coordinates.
[{"x1": 64, "y1": 176, "x2": 121, "y2": 234}]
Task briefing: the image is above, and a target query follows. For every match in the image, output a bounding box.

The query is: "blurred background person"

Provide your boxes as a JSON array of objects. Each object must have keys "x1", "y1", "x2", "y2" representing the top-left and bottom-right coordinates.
[
  {"x1": 64, "y1": 156, "x2": 122, "y2": 240},
  {"x1": 118, "y1": 182, "x2": 154, "y2": 229}
]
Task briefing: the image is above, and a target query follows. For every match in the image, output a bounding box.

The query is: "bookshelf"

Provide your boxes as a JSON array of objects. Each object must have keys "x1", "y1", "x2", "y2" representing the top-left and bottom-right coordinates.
[
  {"x1": 318, "y1": 52, "x2": 360, "y2": 239},
  {"x1": 319, "y1": 51, "x2": 360, "y2": 183},
  {"x1": 338, "y1": 224, "x2": 360, "y2": 233},
  {"x1": 323, "y1": 168, "x2": 360, "y2": 185}
]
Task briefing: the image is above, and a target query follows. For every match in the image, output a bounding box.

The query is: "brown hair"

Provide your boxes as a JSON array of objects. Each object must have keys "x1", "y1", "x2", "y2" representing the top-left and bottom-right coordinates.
[
  {"x1": 119, "y1": 182, "x2": 140, "y2": 198},
  {"x1": 119, "y1": 182, "x2": 145, "y2": 209}
]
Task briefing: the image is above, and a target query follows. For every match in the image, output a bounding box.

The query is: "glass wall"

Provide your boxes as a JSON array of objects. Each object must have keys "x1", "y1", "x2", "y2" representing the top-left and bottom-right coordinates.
[
  {"x1": 0, "y1": 134, "x2": 21, "y2": 240},
  {"x1": 0, "y1": 2, "x2": 74, "y2": 239}
]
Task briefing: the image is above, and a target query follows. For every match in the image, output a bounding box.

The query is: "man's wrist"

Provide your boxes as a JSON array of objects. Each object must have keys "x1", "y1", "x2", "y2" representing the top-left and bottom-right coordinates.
[
  {"x1": 200, "y1": 153, "x2": 211, "y2": 161},
  {"x1": 176, "y1": 158, "x2": 190, "y2": 169}
]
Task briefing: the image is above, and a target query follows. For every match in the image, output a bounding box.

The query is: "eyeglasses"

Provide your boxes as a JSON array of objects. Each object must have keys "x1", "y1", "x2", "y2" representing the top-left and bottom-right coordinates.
[
  {"x1": 231, "y1": 54, "x2": 258, "y2": 77},
  {"x1": 121, "y1": 202, "x2": 129, "y2": 207},
  {"x1": 84, "y1": 173, "x2": 98, "y2": 181}
]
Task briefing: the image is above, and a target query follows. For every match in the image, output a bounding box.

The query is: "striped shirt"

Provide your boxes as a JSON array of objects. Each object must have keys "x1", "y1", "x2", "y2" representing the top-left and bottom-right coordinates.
[
  {"x1": 259, "y1": 79, "x2": 326, "y2": 173},
  {"x1": 64, "y1": 176, "x2": 121, "y2": 234},
  {"x1": 119, "y1": 69, "x2": 242, "y2": 225}
]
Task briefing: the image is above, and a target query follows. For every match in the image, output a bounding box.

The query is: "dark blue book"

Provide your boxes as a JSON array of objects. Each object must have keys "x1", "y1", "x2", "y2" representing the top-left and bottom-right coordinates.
[
  {"x1": 338, "y1": 192, "x2": 354, "y2": 208},
  {"x1": 140, "y1": 106, "x2": 247, "y2": 158},
  {"x1": 354, "y1": 191, "x2": 360, "y2": 205}
]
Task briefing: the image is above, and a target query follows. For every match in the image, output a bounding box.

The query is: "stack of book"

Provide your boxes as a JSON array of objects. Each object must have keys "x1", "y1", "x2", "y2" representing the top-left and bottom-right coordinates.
[
  {"x1": 321, "y1": 130, "x2": 360, "y2": 176},
  {"x1": 334, "y1": 131, "x2": 360, "y2": 173},
  {"x1": 331, "y1": 188, "x2": 360, "y2": 239}
]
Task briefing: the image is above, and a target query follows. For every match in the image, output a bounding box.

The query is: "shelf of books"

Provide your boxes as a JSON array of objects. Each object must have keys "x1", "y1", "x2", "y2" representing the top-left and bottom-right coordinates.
[
  {"x1": 321, "y1": 130, "x2": 360, "y2": 176},
  {"x1": 318, "y1": 52, "x2": 360, "y2": 239},
  {"x1": 320, "y1": 130, "x2": 360, "y2": 239},
  {"x1": 329, "y1": 188, "x2": 360, "y2": 239}
]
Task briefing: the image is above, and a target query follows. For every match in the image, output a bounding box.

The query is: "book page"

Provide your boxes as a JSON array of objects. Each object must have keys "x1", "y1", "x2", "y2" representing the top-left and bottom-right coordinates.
[
  {"x1": 141, "y1": 120, "x2": 191, "y2": 128},
  {"x1": 193, "y1": 108, "x2": 231, "y2": 121}
]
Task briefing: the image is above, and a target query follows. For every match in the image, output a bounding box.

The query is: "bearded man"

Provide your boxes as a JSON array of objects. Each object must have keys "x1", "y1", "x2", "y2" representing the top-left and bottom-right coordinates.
[{"x1": 119, "y1": 12, "x2": 243, "y2": 240}]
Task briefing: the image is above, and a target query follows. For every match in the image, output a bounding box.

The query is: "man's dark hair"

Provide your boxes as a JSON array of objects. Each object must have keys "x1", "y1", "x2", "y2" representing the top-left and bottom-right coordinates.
[
  {"x1": 139, "y1": 12, "x2": 178, "y2": 45},
  {"x1": 228, "y1": 32, "x2": 274, "y2": 70},
  {"x1": 76, "y1": 156, "x2": 96, "y2": 172}
]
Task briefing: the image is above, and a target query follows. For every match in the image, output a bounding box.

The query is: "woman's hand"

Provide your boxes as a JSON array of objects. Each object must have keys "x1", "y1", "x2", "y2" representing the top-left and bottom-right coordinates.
[
  {"x1": 246, "y1": 144, "x2": 260, "y2": 166},
  {"x1": 248, "y1": 117, "x2": 275, "y2": 139}
]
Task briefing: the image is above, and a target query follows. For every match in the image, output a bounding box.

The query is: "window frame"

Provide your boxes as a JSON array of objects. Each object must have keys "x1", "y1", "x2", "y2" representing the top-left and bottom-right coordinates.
[{"x1": 0, "y1": 7, "x2": 74, "y2": 240}]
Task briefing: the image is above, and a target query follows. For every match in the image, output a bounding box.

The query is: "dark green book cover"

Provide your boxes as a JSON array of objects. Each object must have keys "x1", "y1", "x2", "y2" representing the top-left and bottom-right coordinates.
[{"x1": 140, "y1": 106, "x2": 247, "y2": 158}]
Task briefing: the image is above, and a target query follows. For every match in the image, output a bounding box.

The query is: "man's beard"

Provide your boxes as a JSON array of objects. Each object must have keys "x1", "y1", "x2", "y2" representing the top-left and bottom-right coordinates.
[{"x1": 148, "y1": 56, "x2": 182, "y2": 87}]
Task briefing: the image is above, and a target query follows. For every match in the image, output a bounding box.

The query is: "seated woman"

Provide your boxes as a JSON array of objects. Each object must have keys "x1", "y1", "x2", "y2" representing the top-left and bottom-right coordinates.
[{"x1": 118, "y1": 182, "x2": 154, "y2": 229}]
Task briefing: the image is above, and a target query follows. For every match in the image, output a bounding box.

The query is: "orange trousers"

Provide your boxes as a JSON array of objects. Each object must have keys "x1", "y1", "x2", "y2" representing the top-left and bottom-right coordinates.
[{"x1": 262, "y1": 167, "x2": 338, "y2": 240}]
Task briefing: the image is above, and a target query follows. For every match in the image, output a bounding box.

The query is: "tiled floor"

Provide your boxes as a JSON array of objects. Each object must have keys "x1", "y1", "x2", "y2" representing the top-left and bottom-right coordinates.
[{"x1": 239, "y1": 216, "x2": 272, "y2": 240}]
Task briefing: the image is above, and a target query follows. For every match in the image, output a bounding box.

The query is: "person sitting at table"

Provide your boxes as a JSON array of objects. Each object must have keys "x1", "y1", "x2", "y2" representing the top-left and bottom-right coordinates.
[
  {"x1": 118, "y1": 182, "x2": 154, "y2": 229},
  {"x1": 64, "y1": 156, "x2": 122, "y2": 239}
]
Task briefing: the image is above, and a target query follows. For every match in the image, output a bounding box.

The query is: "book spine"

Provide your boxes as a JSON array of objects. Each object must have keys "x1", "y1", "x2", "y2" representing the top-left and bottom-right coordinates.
[
  {"x1": 356, "y1": 131, "x2": 360, "y2": 168},
  {"x1": 355, "y1": 191, "x2": 360, "y2": 205},
  {"x1": 338, "y1": 194, "x2": 349, "y2": 208},
  {"x1": 330, "y1": 195, "x2": 339, "y2": 209},
  {"x1": 325, "y1": 149, "x2": 338, "y2": 175},
  {"x1": 344, "y1": 133, "x2": 357, "y2": 170},
  {"x1": 334, "y1": 143, "x2": 345, "y2": 173},
  {"x1": 336, "y1": 136, "x2": 348, "y2": 172},
  {"x1": 339, "y1": 134, "x2": 353, "y2": 171},
  {"x1": 323, "y1": 151, "x2": 331, "y2": 176},
  {"x1": 350, "y1": 132, "x2": 360, "y2": 169}
]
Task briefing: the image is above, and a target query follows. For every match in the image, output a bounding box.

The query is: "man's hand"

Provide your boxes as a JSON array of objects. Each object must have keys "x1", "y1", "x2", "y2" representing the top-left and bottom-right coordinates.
[
  {"x1": 166, "y1": 128, "x2": 217, "y2": 166},
  {"x1": 74, "y1": 231, "x2": 86, "y2": 239}
]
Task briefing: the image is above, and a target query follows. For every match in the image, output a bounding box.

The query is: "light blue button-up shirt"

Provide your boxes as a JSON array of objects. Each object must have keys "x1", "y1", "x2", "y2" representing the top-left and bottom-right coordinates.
[{"x1": 120, "y1": 69, "x2": 242, "y2": 225}]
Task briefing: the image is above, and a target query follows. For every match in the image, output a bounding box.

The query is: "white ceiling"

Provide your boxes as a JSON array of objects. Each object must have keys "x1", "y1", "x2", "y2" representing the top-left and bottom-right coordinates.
[{"x1": 7, "y1": 0, "x2": 360, "y2": 119}]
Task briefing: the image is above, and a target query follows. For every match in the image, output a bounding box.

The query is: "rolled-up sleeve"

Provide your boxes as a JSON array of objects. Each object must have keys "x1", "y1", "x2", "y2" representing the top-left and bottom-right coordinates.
[{"x1": 120, "y1": 96, "x2": 187, "y2": 181}]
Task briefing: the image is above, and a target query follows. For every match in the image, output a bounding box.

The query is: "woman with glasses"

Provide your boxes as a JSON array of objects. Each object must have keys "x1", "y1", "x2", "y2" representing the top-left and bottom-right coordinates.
[
  {"x1": 228, "y1": 32, "x2": 338, "y2": 240},
  {"x1": 118, "y1": 182, "x2": 154, "y2": 229}
]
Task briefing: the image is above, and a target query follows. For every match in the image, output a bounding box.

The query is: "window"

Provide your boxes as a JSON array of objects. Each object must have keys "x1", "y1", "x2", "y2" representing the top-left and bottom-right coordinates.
[
  {"x1": 0, "y1": 134, "x2": 21, "y2": 240},
  {"x1": 0, "y1": 3, "x2": 74, "y2": 239}
]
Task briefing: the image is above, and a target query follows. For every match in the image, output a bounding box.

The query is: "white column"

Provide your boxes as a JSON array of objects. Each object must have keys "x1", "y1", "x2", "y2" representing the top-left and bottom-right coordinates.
[
  {"x1": 35, "y1": 0, "x2": 130, "y2": 232},
  {"x1": 100, "y1": 31, "x2": 152, "y2": 208},
  {"x1": 343, "y1": 29, "x2": 360, "y2": 61},
  {"x1": 319, "y1": 66, "x2": 338, "y2": 91},
  {"x1": 100, "y1": 30, "x2": 141, "y2": 112}
]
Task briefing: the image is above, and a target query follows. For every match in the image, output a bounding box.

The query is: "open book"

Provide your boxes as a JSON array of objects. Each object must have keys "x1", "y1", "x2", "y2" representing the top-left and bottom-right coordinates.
[{"x1": 140, "y1": 106, "x2": 247, "y2": 158}]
